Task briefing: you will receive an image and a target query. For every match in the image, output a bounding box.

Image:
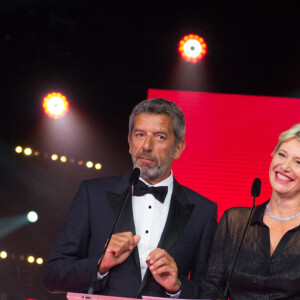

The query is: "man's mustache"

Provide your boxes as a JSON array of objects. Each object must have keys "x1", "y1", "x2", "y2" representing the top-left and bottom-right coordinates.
[{"x1": 136, "y1": 152, "x2": 158, "y2": 163}]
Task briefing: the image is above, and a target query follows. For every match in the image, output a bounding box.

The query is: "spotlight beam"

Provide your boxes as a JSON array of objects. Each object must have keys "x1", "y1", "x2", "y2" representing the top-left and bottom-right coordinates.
[{"x1": 0, "y1": 213, "x2": 37, "y2": 240}]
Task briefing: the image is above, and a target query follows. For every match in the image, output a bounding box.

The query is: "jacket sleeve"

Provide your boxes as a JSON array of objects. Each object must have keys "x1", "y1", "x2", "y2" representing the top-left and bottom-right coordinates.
[
  {"x1": 180, "y1": 201, "x2": 218, "y2": 299},
  {"x1": 43, "y1": 181, "x2": 101, "y2": 293}
]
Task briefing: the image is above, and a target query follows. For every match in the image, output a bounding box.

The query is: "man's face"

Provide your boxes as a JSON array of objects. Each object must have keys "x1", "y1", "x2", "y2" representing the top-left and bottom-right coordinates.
[{"x1": 128, "y1": 113, "x2": 185, "y2": 185}]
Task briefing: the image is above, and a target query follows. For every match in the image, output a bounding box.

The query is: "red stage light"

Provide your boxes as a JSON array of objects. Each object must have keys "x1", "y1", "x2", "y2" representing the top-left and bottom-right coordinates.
[
  {"x1": 178, "y1": 34, "x2": 207, "y2": 63},
  {"x1": 42, "y1": 92, "x2": 69, "y2": 119}
]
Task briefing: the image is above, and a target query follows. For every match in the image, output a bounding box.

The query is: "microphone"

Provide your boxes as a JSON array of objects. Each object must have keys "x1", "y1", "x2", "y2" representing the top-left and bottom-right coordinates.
[
  {"x1": 251, "y1": 178, "x2": 261, "y2": 198},
  {"x1": 129, "y1": 167, "x2": 140, "y2": 185},
  {"x1": 224, "y1": 178, "x2": 261, "y2": 298},
  {"x1": 88, "y1": 168, "x2": 140, "y2": 294}
]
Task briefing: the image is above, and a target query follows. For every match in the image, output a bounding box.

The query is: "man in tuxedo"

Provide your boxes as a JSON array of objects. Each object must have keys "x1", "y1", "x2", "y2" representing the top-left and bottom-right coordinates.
[{"x1": 43, "y1": 98, "x2": 217, "y2": 298}]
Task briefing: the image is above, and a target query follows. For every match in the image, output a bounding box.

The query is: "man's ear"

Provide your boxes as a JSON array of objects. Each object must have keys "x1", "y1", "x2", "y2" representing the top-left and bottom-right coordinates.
[
  {"x1": 173, "y1": 140, "x2": 186, "y2": 160},
  {"x1": 128, "y1": 134, "x2": 132, "y2": 154}
]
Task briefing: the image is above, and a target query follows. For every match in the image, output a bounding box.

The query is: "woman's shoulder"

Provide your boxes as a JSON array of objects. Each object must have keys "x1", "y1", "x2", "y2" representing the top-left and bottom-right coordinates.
[
  {"x1": 224, "y1": 206, "x2": 252, "y2": 218},
  {"x1": 221, "y1": 202, "x2": 266, "y2": 225},
  {"x1": 221, "y1": 206, "x2": 254, "y2": 227}
]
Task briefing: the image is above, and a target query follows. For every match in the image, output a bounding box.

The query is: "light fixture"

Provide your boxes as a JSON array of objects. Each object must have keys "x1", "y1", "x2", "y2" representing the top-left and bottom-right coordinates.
[
  {"x1": 43, "y1": 92, "x2": 69, "y2": 119},
  {"x1": 60, "y1": 155, "x2": 67, "y2": 163},
  {"x1": 15, "y1": 146, "x2": 22, "y2": 153},
  {"x1": 27, "y1": 211, "x2": 38, "y2": 223},
  {"x1": 51, "y1": 154, "x2": 58, "y2": 161},
  {"x1": 24, "y1": 147, "x2": 32, "y2": 156},
  {"x1": 36, "y1": 257, "x2": 43, "y2": 264},
  {"x1": 178, "y1": 34, "x2": 207, "y2": 63},
  {"x1": 27, "y1": 256, "x2": 35, "y2": 263},
  {"x1": 86, "y1": 161, "x2": 93, "y2": 168},
  {"x1": 95, "y1": 163, "x2": 102, "y2": 170},
  {"x1": 0, "y1": 251, "x2": 7, "y2": 259}
]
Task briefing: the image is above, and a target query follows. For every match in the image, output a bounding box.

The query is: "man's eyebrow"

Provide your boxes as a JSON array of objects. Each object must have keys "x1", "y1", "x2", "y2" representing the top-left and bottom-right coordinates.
[
  {"x1": 154, "y1": 130, "x2": 168, "y2": 135},
  {"x1": 133, "y1": 128, "x2": 144, "y2": 132}
]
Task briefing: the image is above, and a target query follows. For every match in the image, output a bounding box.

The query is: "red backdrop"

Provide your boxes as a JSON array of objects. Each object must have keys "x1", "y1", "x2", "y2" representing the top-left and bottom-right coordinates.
[{"x1": 148, "y1": 89, "x2": 300, "y2": 218}]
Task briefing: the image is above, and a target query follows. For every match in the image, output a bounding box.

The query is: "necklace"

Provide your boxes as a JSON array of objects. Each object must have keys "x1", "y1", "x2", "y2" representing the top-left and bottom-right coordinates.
[{"x1": 265, "y1": 203, "x2": 300, "y2": 222}]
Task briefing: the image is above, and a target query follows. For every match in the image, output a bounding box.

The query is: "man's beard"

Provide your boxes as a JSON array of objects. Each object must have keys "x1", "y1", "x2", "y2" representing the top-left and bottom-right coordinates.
[{"x1": 132, "y1": 151, "x2": 174, "y2": 183}]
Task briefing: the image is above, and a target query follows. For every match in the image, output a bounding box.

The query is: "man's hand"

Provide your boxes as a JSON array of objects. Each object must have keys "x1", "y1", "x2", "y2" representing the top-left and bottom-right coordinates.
[
  {"x1": 99, "y1": 232, "x2": 140, "y2": 274},
  {"x1": 146, "y1": 248, "x2": 181, "y2": 293}
]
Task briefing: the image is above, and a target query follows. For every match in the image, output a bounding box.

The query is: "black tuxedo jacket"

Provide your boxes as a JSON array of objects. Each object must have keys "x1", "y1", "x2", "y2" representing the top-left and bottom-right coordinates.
[{"x1": 43, "y1": 172, "x2": 217, "y2": 298}]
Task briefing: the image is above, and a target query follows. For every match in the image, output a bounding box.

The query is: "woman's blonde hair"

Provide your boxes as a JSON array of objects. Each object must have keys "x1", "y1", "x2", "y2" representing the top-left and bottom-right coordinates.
[{"x1": 273, "y1": 124, "x2": 300, "y2": 155}]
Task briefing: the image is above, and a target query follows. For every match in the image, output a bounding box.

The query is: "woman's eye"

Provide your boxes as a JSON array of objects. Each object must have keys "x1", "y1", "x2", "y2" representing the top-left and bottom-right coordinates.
[{"x1": 278, "y1": 152, "x2": 285, "y2": 157}]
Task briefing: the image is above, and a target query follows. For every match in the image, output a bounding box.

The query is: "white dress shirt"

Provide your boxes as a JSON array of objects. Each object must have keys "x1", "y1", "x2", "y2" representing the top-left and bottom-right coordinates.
[{"x1": 132, "y1": 172, "x2": 173, "y2": 280}]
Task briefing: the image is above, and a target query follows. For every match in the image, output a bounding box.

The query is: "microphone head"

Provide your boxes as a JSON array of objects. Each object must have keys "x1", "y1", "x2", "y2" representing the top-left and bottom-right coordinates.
[
  {"x1": 251, "y1": 178, "x2": 261, "y2": 197},
  {"x1": 129, "y1": 168, "x2": 140, "y2": 185}
]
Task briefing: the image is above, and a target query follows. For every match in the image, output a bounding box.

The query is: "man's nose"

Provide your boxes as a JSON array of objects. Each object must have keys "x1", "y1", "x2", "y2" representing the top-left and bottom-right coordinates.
[{"x1": 143, "y1": 135, "x2": 153, "y2": 151}]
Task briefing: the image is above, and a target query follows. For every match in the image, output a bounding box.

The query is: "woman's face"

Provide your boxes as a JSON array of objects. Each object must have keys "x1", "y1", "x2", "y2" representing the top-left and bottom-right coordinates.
[{"x1": 269, "y1": 138, "x2": 300, "y2": 199}]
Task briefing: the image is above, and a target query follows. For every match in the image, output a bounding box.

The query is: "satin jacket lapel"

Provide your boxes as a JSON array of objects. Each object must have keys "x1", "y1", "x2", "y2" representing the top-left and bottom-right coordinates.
[
  {"x1": 137, "y1": 180, "x2": 194, "y2": 297},
  {"x1": 106, "y1": 177, "x2": 140, "y2": 271},
  {"x1": 158, "y1": 180, "x2": 194, "y2": 250},
  {"x1": 106, "y1": 189, "x2": 136, "y2": 234}
]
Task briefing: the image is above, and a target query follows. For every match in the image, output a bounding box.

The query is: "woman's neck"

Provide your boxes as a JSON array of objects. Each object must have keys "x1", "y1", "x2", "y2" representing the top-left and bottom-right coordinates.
[{"x1": 269, "y1": 191, "x2": 300, "y2": 217}]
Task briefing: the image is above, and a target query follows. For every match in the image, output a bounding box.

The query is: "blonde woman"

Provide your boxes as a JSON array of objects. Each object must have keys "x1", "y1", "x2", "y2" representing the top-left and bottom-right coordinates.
[{"x1": 201, "y1": 124, "x2": 300, "y2": 299}]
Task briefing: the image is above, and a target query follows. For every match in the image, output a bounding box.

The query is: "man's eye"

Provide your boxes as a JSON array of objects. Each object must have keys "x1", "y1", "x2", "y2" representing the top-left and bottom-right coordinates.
[{"x1": 158, "y1": 135, "x2": 165, "y2": 140}]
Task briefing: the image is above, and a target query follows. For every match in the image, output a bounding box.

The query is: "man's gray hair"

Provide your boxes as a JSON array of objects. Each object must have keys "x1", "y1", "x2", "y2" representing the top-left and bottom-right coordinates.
[{"x1": 129, "y1": 98, "x2": 186, "y2": 145}]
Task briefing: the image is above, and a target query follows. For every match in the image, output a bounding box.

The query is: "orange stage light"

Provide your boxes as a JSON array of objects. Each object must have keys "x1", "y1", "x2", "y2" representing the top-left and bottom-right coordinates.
[
  {"x1": 42, "y1": 92, "x2": 69, "y2": 119},
  {"x1": 178, "y1": 34, "x2": 207, "y2": 63}
]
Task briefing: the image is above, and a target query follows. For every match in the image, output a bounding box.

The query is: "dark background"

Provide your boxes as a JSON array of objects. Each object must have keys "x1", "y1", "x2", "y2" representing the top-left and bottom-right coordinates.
[{"x1": 0, "y1": 1, "x2": 299, "y2": 299}]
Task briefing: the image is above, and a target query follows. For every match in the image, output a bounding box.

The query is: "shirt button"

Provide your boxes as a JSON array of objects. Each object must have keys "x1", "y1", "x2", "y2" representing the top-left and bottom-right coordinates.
[
  {"x1": 145, "y1": 230, "x2": 149, "y2": 234},
  {"x1": 148, "y1": 205, "x2": 152, "y2": 209}
]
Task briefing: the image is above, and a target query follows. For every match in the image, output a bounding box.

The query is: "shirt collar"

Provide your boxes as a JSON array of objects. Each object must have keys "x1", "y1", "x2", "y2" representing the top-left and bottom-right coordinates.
[
  {"x1": 250, "y1": 200, "x2": 269, "y2": 225},
  {"x1": 140, "y1": 170, "x2": 174, "y2": 189}
]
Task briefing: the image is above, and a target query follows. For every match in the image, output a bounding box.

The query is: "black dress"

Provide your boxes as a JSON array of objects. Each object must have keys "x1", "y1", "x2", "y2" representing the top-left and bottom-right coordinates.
[{"x1": 200, "y1": 201, "x2": 300, "y2": 300}]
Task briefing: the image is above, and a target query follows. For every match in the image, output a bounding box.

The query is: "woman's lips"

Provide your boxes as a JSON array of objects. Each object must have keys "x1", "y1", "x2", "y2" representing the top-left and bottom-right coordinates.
[{"x1": 276, "y1": 172, "x2": 293, "y2": 182}]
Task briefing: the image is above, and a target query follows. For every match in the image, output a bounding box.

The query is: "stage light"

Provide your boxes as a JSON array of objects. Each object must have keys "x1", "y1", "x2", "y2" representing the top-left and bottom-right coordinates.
[
  {"x1": 0, "y1": 251, "x2": 7, "y2": 259},
  {"x1": 178, "y1": 34, "x2": 207, "y2": 63},
  {"x1": 27, "y1": 211, "x2": 38, "y2": 223},
  {"x1": 95, "y1": 163, "x2": 102, "y2": 170},
  {"x1": 24, "y1": 147, "x2": 32, "y2": 156},
  {"x1": 43, "y1": 92, "x2": 69, "y2": 119},
  {"x1": 13, "y1": 144, "x2": 104, "y2": 171},
  {"x1": 86, "y1": 161, "x2": 93, "y2": 168},
  {"x1": 15, "y1": 146, "x2": 22, "y2": 153},
  {"x1": 51, "y1": 154, "x2": 58, "y2": 161},
  {"x1": 27, "y1": 256, "x2": 35, "y2": 263},
  {"x1": 36, "y1": 257, "x2": 43, "y2": 264},
  {"x1": 60, "y1": 155, "x2": 67, "y2": 163}
]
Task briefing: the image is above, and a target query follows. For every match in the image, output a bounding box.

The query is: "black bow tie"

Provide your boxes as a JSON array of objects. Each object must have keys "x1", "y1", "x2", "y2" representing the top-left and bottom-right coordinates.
[{"x1": 133, "y1": 180, "x2": 168, "y2": 203}]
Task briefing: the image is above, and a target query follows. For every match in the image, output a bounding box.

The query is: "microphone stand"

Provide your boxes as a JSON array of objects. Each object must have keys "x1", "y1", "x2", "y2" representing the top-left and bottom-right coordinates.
[
  {"x1": 223, "y1": 178, "x2": 261, "y2": 299},
  {"x1": 88, "y1": 168, "x2": 140, "y2": 294}
]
